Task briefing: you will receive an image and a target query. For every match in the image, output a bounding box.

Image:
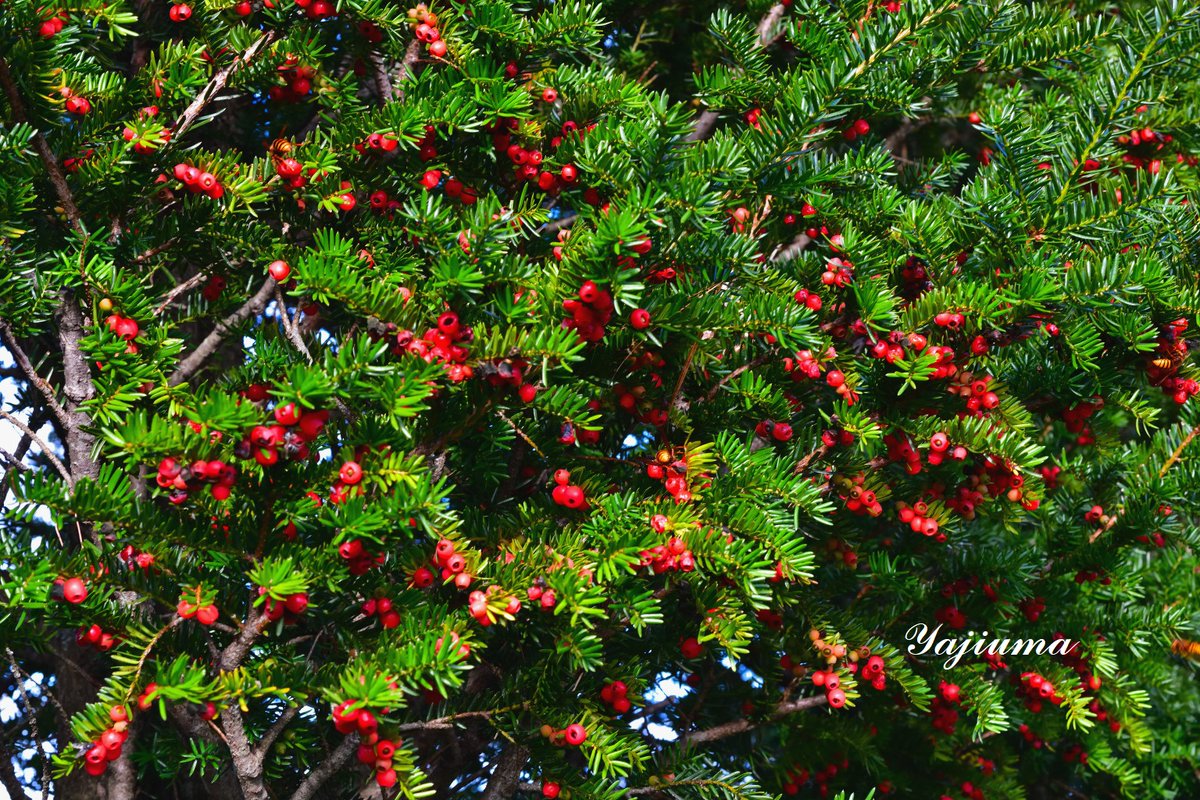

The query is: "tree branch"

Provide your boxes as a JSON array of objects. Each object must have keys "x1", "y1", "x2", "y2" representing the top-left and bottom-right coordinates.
[
  {"x1": 0, "y1": 410, "x2": 70, "y2": 484},
  {"x1": 170, "y1": 277, "x2": 276, "y2": 386},
  {"x1": 254, "y1": 704, "x2": 300, "y2": 759},
  {"x1": 680, "y1": 694, "x2": 828, "y2": 745},
  {"x1": 153, "y1": 271, "x2": 210, "y2": 316},
  {"x1": 0, "y1": 321, "x2": 71, "y2": 429},
  {"x1": 170, "y1": 30, "x2": 282, "y2": 142},
  {"x1": 289, "y1": 733, "x2": 360, "y2": 800},
  {"x1": 480, "y1": 743, "x2": 529, "y2": 800},
  {"x1": 274, "y1": 287, "x2": 312, "y2": 363}
]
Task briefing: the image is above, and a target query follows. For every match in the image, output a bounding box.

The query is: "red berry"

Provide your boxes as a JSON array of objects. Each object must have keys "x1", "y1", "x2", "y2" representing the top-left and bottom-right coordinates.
[
  {"x1": 542, "y1": 88, "x2": 558, "y2": 103},
  {"x1": 630, "y1": 309, "x2": 651, "y2": 330},
  {"x1": 826, "y1": 688, "x2": 846, "y2": 708},
  {"x1": 680, "y1": 636, "x2": 703, "y2": 659},
  {"x1": 195, "y1": 605, "x2": 219, "y2": 626},
  {"x1": 542, "y1": 781, "x2": 561, "y2": 798},
  {"x1": 62, "y1": 577, "x2": 88, "y2": 604},
  {"x1": 825, "y1": 370, "x2": 845, "y2": 388},
  {"x1": 66, "y1": 95, "x2": 91, "y2": 115},
  {"x1": 339, "y1": 461, "x2": 364, "y2": 485},
  {"x1": 168, "y1": 3, "x2": 192, "y2": 21},
  {"x1": 428, "y1": 39, "x2": 447, "y2": 58},
  {"x1": 274, "y1": 402, "x2": 300, "y2": 426},
  {"x1": 563, "y1": 723, "x2": 586, "y2": 745},
  {"x1": 285, "y1": 593, "x2": 309, "y2": 614},
  {"x1": 268, "y1": 260, "x2": 291, "y2": 281}
]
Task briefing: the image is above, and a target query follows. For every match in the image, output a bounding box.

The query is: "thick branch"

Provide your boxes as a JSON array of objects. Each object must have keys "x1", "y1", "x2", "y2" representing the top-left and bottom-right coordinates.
[
  {"x1": 220, "y1": 705, "x2": 269, "y2": 800},
  {"x1": 289, "y1": 733, "x2": 360, "y2": 800},
  {"x1": 0, "y1": 321, "x2": 70, "y2": 429},
  {"x1": 170, "y1": 277, "x2": 276, "y2": 386},
  {"x1": 480, "y1": 743, "x2": 530, "y2": 800},
  {"x1": 170, "y1": 31, "x2": 282, "y2": 142},
  {"x1": 680, "y1": 694, "x2": 828, "y2": 745}
]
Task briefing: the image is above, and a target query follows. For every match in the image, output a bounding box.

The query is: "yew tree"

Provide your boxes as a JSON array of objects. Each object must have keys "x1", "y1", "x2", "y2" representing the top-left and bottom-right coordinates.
[{"x1": 2, "y1": 0, "x2": 1200, "y2": 798}]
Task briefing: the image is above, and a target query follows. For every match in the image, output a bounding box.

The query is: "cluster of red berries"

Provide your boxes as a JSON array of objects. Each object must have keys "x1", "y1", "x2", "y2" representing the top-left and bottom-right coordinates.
[
  {"x1": 63, "y1": 148, "x2": 96, "y2": 172},
  {"x1": 354, "y1": 735, "x2": 404, "y2": 788},
  {"x1": 392, "y1": 312, "x2": 475, "y2": 382},
  {"x1": 357, "y1": 130, "x2": 402, "y2": 157},
  {"x1": 948, "y1": 372, "x2": 1000, "y2": 414},
  {"x1": 1017, "y1": 722, "x2": 1044, "y2": 748},
  {"x1": 418, "y1": 170, "x2": 478, "y2": 204},
  {"x1": 792, "y1": 287, "x2": 823, "y2": 311},
  {"x1": 638, "y1": 515, "x2": 696, "y2": 573},
  {"x1": 176, "y1": 589, "x2": 219, "y2": 626},
  {"x1": 820, "y1": 427, "x2": 856, "y2": 448},
  {"x1": 292, "y1": 0, "x2": 335, "y2": 20},
  {"x1": 780, "y1": 757, "x2": 851, "y2": 796},
  {"x1": 539, "y1": 722, "x2": 587, "y2": 747},
  {"x1": 783, "y1": 348, "x2": 824, "y2": 380},
  {"x1": 599, "y1": 680, "x2": 632, "y2": 714},
  {"x1": 646, "y1": 452, "x2": 693, "y2": 504},
  {"x1": 810, "y1": 668, "x2": 846, "y2": 708},
  {"x1": 408, "y1": 4, "x2": 447, "y2": 58},
  {"x1": 171, "y1": 162, "x2": 225, "y2": 199},
  {"x1": 38, "y1": 8, "x2": 69, "y2": 36},
  {"x1": 338, "y1": 538, "x2": 385, "y2": 576},
  {"x1": 155, "y1": 457, "x2": 237, "y2": 503},
  {"x1": 103, "y1": 312, "x2": 140, "y2": 353},
  {"x1": 82, "y1": 705, "x2": 131, "y2": 776},
  {"x1": 332, "y1": 702, "x2": 403, "y2": 787},
  {"x1": 75, "y1": 623, "x2": 116, "y2": 651},
  {"x1": 362, "y1": 596, "x2": 401, "y2": 629},
  {"x1": 927, "y1": 431, "x2": 969, "y2": 466},
  {"x1": 468, "y1": 587, "x2": 520, "y2": 626},
  {"x1": 896, "y1": 500, "x2": 942, "y2": 538},
  {"x1": 1017, "y1": 672, "x2": 1062, "y2": 711},
  {"x1": 430, "y1": 538, "x2": 473, "y2": 588},
  {"x1": 842, "y1": 118, "x2": 870, "y2": 141},
  {"x1": 859, "y1": 654, "x2": 887, "y2": 691},
  {"x1": 242, "y1": 403, "x2": 328, "y2": 468},
  {"x1": 550, "y1": 469, "x2": 588, "y2": 509},
  {"x1": 930, "y1": 681, "x2": 963, "y2": 734},
  {"x1": 821, "y1": 257, "x2": 854, "y2": 287},
  {"x1": 943, "y1": 780, "x2": 987, "y2": 800},
  {"x1": 754, "y1": 419, "x2": 794, "y2": 442},
  {"x1": 117, "y1": 544, "x2": 154, "y2": 571},
  {"x1": 563, "y1": 281, "x2": 615, "y2": 343},
  {"x1": 780, "y1": 202, "x2": 819, "y2": 226},
  {"x1": 1018, "y1": 596, "x2": 1046, "y2": 622},
  {"x1": 837, "y1": 473, "x2": 883, "y2": 516},
  {"x1": 262, "y1": 588, "x2": 309, "y2": 623},
  {"x1": 270, "y1": 59, "x2": 317, "y2": 103},
  {"x1": 526, "y1": 581, "x2": 557, "y2": 610}
]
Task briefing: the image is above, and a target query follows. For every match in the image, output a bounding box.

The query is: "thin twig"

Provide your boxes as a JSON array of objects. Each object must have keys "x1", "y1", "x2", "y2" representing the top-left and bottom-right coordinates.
[
  {"x1": 154, "y1": 272, "x2": 210, "y2": 316},
  {"x1": 170, "y1": 277, "x2": 276, "y2": 386},
  {"x1": 170, "y1": 30, "x2": 282, "y2": 142},
  {"x1": 0, "y1": 410, "x2": 70, "y2": 484},
  {"x1": 274, "y1": 287, "x2": 312, "y2": 363},
  {"x1": 1090, "y1": 423, "x2": 1199, "y2": 543},
  {"x1": 0, "y1": 321, "x2": 71, "y2": 429},
  {"x1": 680, "y1": 694, "x2": 828, "y2": 744}
]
